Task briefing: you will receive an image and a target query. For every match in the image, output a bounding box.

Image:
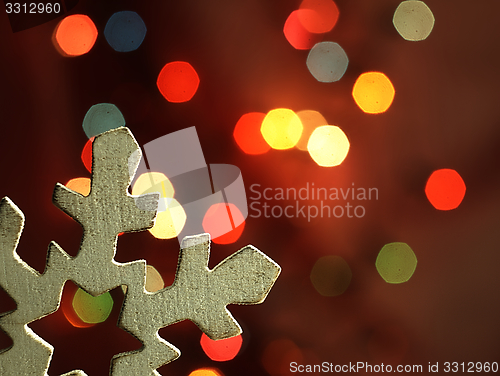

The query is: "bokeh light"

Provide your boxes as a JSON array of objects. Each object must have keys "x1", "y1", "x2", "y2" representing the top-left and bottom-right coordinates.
[
  {"x1": 393, "y1": 1, "x2": 435, "y2": 41},
  {"x1": 157, "y1": 61, "x2": 200, "y2": 103},
  {"x1": 376, "y1": 242, "x2": 417, "y2": 284},
  {"x1": 104, "y1": 11, "x2": 147, "y2": 52},
  {"x1": 307, "y1": 125, "x2": 349, "y2": 167},
  {"x1": 132, "y1": 172, "x2": 175, "y2": 198},
  {"x1": 132, "y1": 172, "x2": 185, "y2": 239},
  {"x1": 66, "y1": 177, "x2": 91, "y2": 196},
  {"x1": 262, "y1": 339, "x2": 303, "y2": 375},
  {"x1": 188, "y1": 369, "x2": 224, "y2": 376},
  {"x1": 72, "y1": 288, "x2": 113, "y2": 324},
  {"x1": 81, "y1": 137, "x2": 94, "y2": 173},
  {"x1": 62, "y1": 283, "x2": 95, "y2": 328},
  {"x1": 298, "y1": 0, "x2": 339, "y2": 33},
  {"x1": 310, "y1": 255, "x2": 352, "y2": 296},
  {"x1": 233, "y1": 112, "x2": 270, "y2": 155},
  {"x1": 295, "y1": 110, "x2": 328, "y2": 151},
  {"x1": 123, "y1": 264, "x2": 165, "y2": 294},
  {"x1": 307, "y1": 41, "x2": 348, "y2": 83},
  {"x1": 261, "y1": 109, "x2": 303, "y2": 150},
  {"x1": 352, "y1": 72, "x2": 395, "y2": 114},
  {"x1": 54, "y1": 14, "x2": 98, "y2": 56},
  {"x1": 149, "y1": 198, "x2": 187, "y2": 239},
  {"x1": 425, "y1": 169, "x2": 466, "y2": 210},
  {"x1": 202, "y1": 203, "x2": 245, "y2": 244},
  {"x1": 145, "y1": 265, "x2": 165, "y2": 293},
  {"x1": 82, "y1": 103, "x2": 126, "y2": 139},
  {"x1": 200, "y1": 333, "x2": 243, "y2": 361},
  {"x1": 283, "y1": 10, "x2": 323, "y2": 50}
]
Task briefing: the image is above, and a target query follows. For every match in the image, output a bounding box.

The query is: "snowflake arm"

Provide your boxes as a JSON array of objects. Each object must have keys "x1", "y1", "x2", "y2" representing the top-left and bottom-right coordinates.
[
  {"x1": 174, "y1": 234, "x2": 281, "y2": 339},
  {"x1": 0, "y1": 198, "x2": 74, "y2": 376},
  {"x1": 52, "y1": 127, "x2": 159, "y2": 296},
  {"x1": 1, "y1": 127, "x2": 280, "y2": 375},
  {"x1": 113, "y1": 233, "x2": 281, "y2": 375}
]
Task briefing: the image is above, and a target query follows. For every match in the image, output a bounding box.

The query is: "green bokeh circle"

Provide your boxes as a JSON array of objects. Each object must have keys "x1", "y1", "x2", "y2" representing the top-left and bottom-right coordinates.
[
  {"x1": 310, "y1": 255, "x2": 352, "y2": 296},
  {"x1": 72, "y1": 288, "x2": 114, "y2": 324},
  {"x1": 376, "y1": 242, "x2": 417, "y2": 284}
]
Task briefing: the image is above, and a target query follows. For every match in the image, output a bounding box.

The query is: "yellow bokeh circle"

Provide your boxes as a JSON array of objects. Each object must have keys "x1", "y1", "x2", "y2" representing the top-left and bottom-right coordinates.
[
  {"x1": 295, "y1": 110, "x2": 328, "y2": 151},
  {"x1": 132, "y1": 172, "x2": 174, "y2": 198},
  {"x1": 145, "y1": 265, "x2": 165, "y2": 292},
  {"x1": 352, "y1": 72, "x2": 395, "y2": 114},
  {"x1": 188, "y1": 368, "x2": 223, "y2": 376},
  {"x1": 148, "y1": 198, "x2": 186, "y2": 239},
  {"x1": 307, "y1": 125, "x2": 350, "y2": 167},
  {"x1": 261, "y1": 108, "x2": 303, "y2": 150}
]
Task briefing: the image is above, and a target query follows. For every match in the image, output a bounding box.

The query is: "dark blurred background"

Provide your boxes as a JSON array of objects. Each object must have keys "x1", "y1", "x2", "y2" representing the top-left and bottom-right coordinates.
[{"x1": 1, "y1": 0, "x2": 500, "y2": 375}]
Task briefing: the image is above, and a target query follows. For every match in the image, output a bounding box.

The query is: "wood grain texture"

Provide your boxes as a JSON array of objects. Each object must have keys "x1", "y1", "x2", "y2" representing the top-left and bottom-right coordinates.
[
  {"x1": 0, "y1": 197, "x2": 70, "y2": 375},
  {"x1": 0, "y1": 127, "x2": 281, "y2": 375},
  {"x1": 52, "y1": 127, "x2": 159, "y2": 296},
  {"x1": 113, "y1": 233, "x2": 281, "y2": 375}
]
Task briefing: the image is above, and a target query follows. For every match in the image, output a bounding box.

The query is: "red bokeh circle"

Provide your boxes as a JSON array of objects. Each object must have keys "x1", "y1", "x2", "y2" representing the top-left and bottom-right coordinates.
[{"x1": 425, "y1": 169, "x2": 466, "y2": 210}]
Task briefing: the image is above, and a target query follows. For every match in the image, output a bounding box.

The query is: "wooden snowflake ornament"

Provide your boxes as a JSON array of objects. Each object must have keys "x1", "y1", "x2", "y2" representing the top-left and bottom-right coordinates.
[
  {"x1": 114, "y1": 233, "x2": 280, "y2": 375},
  {"x1": 0, "y1": 127, "x2": 281, "y2": 375}
]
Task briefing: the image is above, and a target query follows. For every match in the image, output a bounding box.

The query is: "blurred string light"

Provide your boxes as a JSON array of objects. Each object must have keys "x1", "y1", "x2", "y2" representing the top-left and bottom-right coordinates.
[
  {"x1": 122, "y1": 264, "x2": 165, "y2": 295},
  {"x1": 376, "y1": 243, "x2": 417, "y2": 284},
  {"x1": 54, "y1": 14, "x2": 98, "y2": 56},
  {"x1": 72, "y1": 288, "x2": 114, "y2": 324},
  {"x1": 157, "y1": 61, "x2": 200, "y2": 103},
  {"x1": 63, "y1": 307, "x2": 95, "y2": 328},
  {"x1": 188, "y1": 369, "x2": 224, "y2": 376},
  {"x1": 132, "y1": 172, "x2": 175, "y2": 198},
  {"x1": 352, "y1": 72, "x2": 395, "y2": 114},
  {"x1": 150, "y1": 200, "x2": 186, "y2": 239},
  {"x1": 202, "y1": 203, "x2": 245, "y2": 244},
  {"x1": 425, "y1": 169, "x2": 466, "y2": 210},
  {"x1": 307, "y1": 125, "x2": 349, "y2": 167},
  {"x1": 307, "y1": 41, "x2": 348, "y2": 83},
  {"x1": 296, "y1": 110, "x2": 328, "y2": 151},
  {"x1": 145, "y1": 265, "x2": 165, "y2": 292},
  {"x1": 261, "y1": 109, "x2": 303, "y2": 150},
  {"x1": 233, "y1": 112, "x2": 270, "y2": 155},
  {"x1": 310, "y1": 255, "x2": 352, "y2": 296},
  {"x1": 283, "y1": 10, "x2": 322, "y2": 50},
  {"x1": 132, "y1": 172, "x2": 187, "y2": 239},
  {"x1": 66, "y1": 177, "x2": 91, "y2": 196},
  {"x1": 262, "y1": 339, "x2": 303, "y2": 375},
  {"x1": 393, "y1": 1, "x2": 435, "y2": 41},
  {"x1": 200, "y1": 333, "x2": 243, "y2": 361},
  {"x1": 61, "y1": 283, "x2": 95, "y2": 328},
  {"x1": 82, "y1": 103, "x2": 126, "y2": 139},
  {"x1": 81, "y1": 137, "x2": 94, "y2": 173},
  {"x1": 298, "y1": 0, "x2": 339, "y2": 33},
  {"x1": 104, "y1": 11, "x2": 147, "y2": 52}
]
